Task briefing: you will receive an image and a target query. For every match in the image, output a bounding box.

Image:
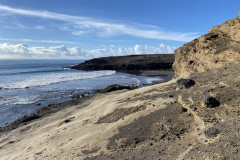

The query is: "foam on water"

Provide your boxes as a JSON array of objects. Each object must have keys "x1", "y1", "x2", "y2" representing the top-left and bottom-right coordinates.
[
  {"x1": 0, "y1": 70, "x2": 116, "y2": 89},
  {"x1": 0, "y1": 59, "x2": 170, "y2": 127},
  {"x1": 119, "y1": 76, "x2": 141, "y2": 86}
]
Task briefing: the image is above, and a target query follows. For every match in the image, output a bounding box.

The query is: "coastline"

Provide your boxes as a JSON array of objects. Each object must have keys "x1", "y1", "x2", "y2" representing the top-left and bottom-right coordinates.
[
  {"x1": 0, "y1": 77, "x2": 177, "y2": 159},
  {"x1": 0, "y1": 70, "x2": 174, "y2": 133},
  {"x1": 1, "y1": 60, "x2": 240, "y2": 159}
]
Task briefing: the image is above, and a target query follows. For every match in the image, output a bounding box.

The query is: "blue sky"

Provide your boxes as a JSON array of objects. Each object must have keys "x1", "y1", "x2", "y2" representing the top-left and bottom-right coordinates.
[{"x1": 0, "y1": 0, "x2": 239, "y2": 59}]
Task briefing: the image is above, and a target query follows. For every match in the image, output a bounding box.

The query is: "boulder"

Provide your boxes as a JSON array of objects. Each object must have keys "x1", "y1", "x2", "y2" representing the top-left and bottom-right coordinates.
[
  {"x1": 204, "y1": 127, "x2": 219, "y2": 138},
  {"x1": 176, "y1": 78, "x2": 195, "y2": 89},
  {"x1": 97, "y1": 85, "x2": 136, "y2": 93},
  {"x1": 71, "y1": 94, "x2": 80, "y2": 99},
  {"x1": 181, "y1": 107, "x2": 188, "y2": 112},
  {"x1": 21, "y1": 114, "x2": 40, "y2": 123},
  {"x1": 201, "y1": 96, "x2": 220, "y2": 108},
  {"x1": 36, "y1": 107, "x2": 51, "y2": 115}
]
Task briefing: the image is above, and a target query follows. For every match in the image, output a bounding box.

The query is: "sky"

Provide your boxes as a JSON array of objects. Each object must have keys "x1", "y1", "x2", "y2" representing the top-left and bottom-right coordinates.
[{"x1": 0, "y1": 0, "x2": 239, "y2": 59}]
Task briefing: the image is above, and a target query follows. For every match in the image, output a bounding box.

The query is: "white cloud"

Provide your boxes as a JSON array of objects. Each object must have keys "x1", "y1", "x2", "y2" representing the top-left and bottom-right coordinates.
[
  {"x1": 35, "y1": 26, "x2": 44, "y2": 30},
  {"x1": 3, "y1": 26, "x2": 29, "y2": 33},
  {"x1": 0, "y1": 43, "x2": 176, "y2": 59},
  {"x1": 0, "y1": 38, "x2": 79, "y2": 45},
  {"x1": 17, "y1": 23, "x2": 28, "y2": 30},
  {"x1": 72, "y1": 30, "x2": 88, "y2": 36},
  {"x1": 0, "y1": 4, "x2": 198, "y2": 42}
]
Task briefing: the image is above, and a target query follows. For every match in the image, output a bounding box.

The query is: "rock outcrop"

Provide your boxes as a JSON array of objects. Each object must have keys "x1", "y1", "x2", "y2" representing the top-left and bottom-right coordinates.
[
  {"x1": 173, "y1": 17, "x2": 240, "y2": 78},
  {"x1": 70, "y1": 54, "x2": 174, "y2": 71},
  {"x1": 96, "y1": 85, "x2": 136, "y2": 93}
]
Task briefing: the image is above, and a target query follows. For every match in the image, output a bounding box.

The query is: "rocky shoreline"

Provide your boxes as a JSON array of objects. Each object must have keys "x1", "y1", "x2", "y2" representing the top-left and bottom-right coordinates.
[
  {"x1": 0, "y1": 70, "x2": 173, "y2": 133},
  {"x1": 0, "y1": 84, "x2": 138, "y2": 133}
]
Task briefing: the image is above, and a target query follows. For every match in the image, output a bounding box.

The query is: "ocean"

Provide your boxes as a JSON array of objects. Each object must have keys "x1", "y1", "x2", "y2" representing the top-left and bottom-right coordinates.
[{"x1": 0, "y1": 59, "x2": 166, "y2": 127}]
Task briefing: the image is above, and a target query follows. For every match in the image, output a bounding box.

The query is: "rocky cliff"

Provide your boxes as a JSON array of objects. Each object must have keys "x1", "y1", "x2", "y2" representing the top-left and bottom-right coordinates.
[
  {"x1": 70, "y1": 54, "x2": 174, "y2": 71},
  {"x1": 173, "y1": 17, "x2": 240, "y2": 78}
]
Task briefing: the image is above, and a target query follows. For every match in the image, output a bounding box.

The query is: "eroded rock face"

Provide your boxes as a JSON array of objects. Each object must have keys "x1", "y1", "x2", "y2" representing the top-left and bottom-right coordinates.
[{"x1": 173, "y1": 17, "x2": 240, "y2": 78}]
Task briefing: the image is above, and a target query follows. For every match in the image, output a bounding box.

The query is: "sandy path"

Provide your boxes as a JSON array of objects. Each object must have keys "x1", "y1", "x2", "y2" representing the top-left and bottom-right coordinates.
[{"x1": 0, "y1": 80, "x2": 175, "y2": 160}]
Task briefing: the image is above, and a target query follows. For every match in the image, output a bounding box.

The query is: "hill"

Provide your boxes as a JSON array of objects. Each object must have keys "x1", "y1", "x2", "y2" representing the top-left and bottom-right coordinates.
[
  {"x1": 173, "y1": 17, "x2": 240, "y2": 78},
  {"x1": 70, "y1": 54, "x2": 174, "y2": 71}
]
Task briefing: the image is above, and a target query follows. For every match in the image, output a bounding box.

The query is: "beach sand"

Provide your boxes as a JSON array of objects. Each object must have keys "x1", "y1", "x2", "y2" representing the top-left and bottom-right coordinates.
[{"x1": 0, "y1": 79, "x2": 176, "y2": 160}]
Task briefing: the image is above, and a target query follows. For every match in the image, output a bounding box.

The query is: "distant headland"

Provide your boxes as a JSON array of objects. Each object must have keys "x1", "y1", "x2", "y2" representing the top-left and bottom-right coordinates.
[{"x1": 69, "y1": 54, "x2": 174, "y2": 71}]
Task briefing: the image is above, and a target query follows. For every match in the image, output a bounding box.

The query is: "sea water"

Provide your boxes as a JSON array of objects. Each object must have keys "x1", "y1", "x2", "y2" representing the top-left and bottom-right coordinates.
[{"x1": 0, "y1": 59, "x2": 165, "y2": 127}]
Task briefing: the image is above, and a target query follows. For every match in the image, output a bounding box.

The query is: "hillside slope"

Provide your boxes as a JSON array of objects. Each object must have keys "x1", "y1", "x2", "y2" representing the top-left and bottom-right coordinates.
[{"x1": 173, "y1": 17, "x2": 240, "y2": 78}]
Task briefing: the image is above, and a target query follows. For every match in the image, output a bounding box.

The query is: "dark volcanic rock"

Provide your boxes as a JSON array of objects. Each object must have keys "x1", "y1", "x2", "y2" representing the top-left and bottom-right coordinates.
[
  {"x1": 0, "y1": 114, "x2": 40, "y2": 132},
  {"x1": 97, "y1": 85, "x2": 136, "y2": 93},
  {"x1": 181, "y1": 107, "x2": 188, "y2": 112},
  {"x1": 36, "y1": 107, "x2": 51, "y2": 115},
  {"x1": 201, "y1": 96, "x2": 220, "y2": 108},
  {"x1": 133, "y1": 138, "x2": 140, "y2": 144},
  {"x1": 19, "y1": 114, "x2": 40, "y2": 123},
  {"x1": 176, "y1": 78, "x2": 195, "y2": 89},
  {"x1": 69, "y1": 54, "x2": 174, "y2": 71},
  {"x1": 71, "y1": 94, "x2": 81, "y2": 99},
  {"x1": 204, "y1": 127, "x2": 219, "y2": 138}
]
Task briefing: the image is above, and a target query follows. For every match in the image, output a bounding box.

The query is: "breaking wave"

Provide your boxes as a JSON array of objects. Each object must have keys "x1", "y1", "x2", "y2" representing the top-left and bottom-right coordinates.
[{"x1": 0, "y1": 70, "x2": 116, "y2": 89}]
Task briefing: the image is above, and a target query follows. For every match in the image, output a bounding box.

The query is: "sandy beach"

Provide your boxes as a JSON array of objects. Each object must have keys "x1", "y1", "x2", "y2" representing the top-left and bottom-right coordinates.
[{"x1": 0, "y1": 79, "x2": 176, "y2": 159}]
